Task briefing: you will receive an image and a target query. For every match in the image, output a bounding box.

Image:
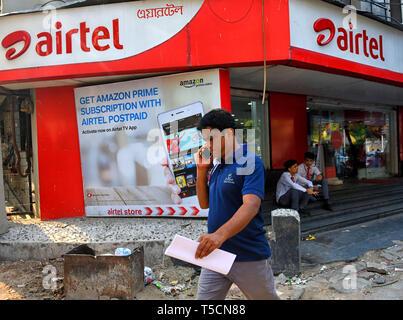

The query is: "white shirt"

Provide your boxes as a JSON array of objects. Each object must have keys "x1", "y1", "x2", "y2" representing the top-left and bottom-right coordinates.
[
  {"x1": 207, "y1": 158, "x2": 221, "y2": 187},
  {"x1": 276, "y1": 172, "x2": 313, "y2": 203},
  {"x1": 297, "y1": 163, "x2": 321, "y2": 181}
]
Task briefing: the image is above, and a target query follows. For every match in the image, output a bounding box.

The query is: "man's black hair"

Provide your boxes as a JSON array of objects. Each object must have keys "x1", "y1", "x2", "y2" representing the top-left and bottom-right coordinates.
[
  {"x1": 284, "y1": 159, "x2": 297, "y2": 169},
  {"x1": 304, "y1": 152, "x2": 315, "y2": 160},
  {"x1": 196, "y1": 108, "x2": 237, "y2": 132}
]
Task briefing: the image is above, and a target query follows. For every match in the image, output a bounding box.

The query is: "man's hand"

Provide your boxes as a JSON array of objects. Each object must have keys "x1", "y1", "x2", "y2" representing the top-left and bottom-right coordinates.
[
  {"x1": 195, "y1": 232, "x2": 226, "y2": 259},
  {"x1": 313, "y1": 185, "x2": 320, "y2": 192},
  {"x1": 306, "y1": 188, "x2": 319, "y2": 196},
  {"x1": 195, "y1": 144, "x2": 213, "y2": 170},
  {"x1": 195, "y1": 144, "x2": 212, "y2": 209}
]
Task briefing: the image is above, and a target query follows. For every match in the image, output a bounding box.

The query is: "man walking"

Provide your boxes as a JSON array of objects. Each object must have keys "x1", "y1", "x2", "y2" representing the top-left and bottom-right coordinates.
[
  {"x1": 298, "y1": 152, "x2": 333, "y2": 211},
  {"x1": 194, "y1": 108, "x2": 279, "y2": 300}
]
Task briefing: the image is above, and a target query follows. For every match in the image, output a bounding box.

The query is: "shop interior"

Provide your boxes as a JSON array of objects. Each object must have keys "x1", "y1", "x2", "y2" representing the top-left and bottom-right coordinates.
[{"x1": 307, "y1": 102, "x2": 397, "y2": 181}]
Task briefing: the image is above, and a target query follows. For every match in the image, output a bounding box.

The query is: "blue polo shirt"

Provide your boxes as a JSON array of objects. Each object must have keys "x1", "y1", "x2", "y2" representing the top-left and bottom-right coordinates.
[{"x1": 207, "y1": 144, "x2": 271, "y2": 262}]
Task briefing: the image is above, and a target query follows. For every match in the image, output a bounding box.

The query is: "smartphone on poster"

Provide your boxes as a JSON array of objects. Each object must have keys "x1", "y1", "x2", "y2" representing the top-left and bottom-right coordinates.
[{"x1": 157, "y1": 102, "x2": 205, "y2": 204}]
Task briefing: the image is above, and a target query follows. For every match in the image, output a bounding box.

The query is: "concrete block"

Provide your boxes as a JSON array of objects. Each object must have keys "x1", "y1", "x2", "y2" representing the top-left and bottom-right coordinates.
[
  {"x1": 269, "y1": 209, "x2": 300, "y2": 276},
  {"x1": 64, "y1": 246, "x2": 144, "y2": 300}
]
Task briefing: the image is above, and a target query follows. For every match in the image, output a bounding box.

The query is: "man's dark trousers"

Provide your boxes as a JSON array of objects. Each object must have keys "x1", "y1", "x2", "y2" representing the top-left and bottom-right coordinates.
[
  {"x1": 278, "y1": 189, "x2": 311, "y2": 211},
  {"x1": 313, "y1": 178, "x2": 329, "y2": 200}
]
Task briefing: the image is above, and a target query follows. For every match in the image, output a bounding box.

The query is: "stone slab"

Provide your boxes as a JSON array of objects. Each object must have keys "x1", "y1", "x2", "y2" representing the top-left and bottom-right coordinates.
[
  {"x1": 269, "y1": 209, "x2": 301, "y2": 276},
  {"x1": 0, "y1": 240, "x2": 165, "y2": 267}
]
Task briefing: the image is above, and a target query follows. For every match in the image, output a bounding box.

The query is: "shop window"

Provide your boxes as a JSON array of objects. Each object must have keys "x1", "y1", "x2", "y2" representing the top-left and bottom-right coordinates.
[
  {"x1": 390, "y1": 0, "x2": 403, "y2": 23},
  {"x1": 332, "y1": 0, "x2": 402, "y2": 25},
  {"x1": 307, "y1": 104, "x2": 396, "y2": 180},
  {"x1": 230, "y1": 94, "x2": 269, "y2": 168}
]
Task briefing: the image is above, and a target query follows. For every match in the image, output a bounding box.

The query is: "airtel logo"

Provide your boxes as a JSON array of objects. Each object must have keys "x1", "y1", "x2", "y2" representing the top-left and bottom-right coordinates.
[
  {"x1": 313, "y1": 18, "x2": 385, "y2": 61},
  {"x1": 1, "y1": 31, "x2": 31, "y2": 60},
  {"x1": 1, "y1": 19, "x2": 123, "y2": 60}
]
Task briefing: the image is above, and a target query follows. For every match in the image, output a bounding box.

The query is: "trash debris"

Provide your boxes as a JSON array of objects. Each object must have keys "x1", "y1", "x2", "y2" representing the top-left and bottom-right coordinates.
[
  {"x1": 153, "y1": 281, "x2": 162, "y2": 289},
  {"x1": 366, "y1": 262, "x2": 388, "y2": 275},
  {"x1": 395, "y1": 268, "x2": 403, "y2": 272},
  {"x1": 160, "y1": 284, "x2": 185, "y2": 297},
  {"x1": 371, "y1": 279, "x2": 398, "y2": 288},
  {"x1": 152, "y1": 280, "x2": 182, "y2": 296},
  {"x1": 170, "y1": 280, "x2": 179, "y2": 286},
  {"x1": 275, "y1": 273, "x2": 287, "y2": 284},
  {"x1": 66, "y1": 244, "x2": 96, "y2": 256},
  {"x1": 144, "y1": 267, "x2": 155, "y2": 286},
  {"x1": 372, "y1": 277, "x2": 386, "y2": 285},
  {"x1": 292, "y1": 278, "x2": 307, "y2": 285},
  {"x1": 304, "y1": 234, "x2": 316, "y2": 241},
  {"x1": 115, "y1": 248, "x2": 131, "y2": 256},
  {"x1": 281, "y1": 275, "x2": 307, "y2": 286},
  {"x1": 320, "y1": 266, "x2": 328, "y2": 272}
]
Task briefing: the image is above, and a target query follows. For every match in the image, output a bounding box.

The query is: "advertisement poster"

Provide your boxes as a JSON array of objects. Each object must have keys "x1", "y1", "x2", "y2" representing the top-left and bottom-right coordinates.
[{"x1": 74, "y1": 69, "x2": 227, "y2": 217}]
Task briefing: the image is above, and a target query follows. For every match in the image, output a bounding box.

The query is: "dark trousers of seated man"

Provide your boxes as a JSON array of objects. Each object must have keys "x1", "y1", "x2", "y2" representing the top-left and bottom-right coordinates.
[
  {"x1": 312, "y1": 178, "x2": 329, "y2": 201},
  {"x1": 278, "y1": 189, "x2": 311, "y2": 211}
]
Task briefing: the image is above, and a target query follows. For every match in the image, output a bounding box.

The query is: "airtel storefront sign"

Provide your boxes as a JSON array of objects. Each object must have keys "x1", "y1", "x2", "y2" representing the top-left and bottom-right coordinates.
[
  {"x1": 0, "y1": 0, "x2": 204, "y2": 70},
  {"x1": 289, "y1": 0, "x2": 403, "y2": 74}
]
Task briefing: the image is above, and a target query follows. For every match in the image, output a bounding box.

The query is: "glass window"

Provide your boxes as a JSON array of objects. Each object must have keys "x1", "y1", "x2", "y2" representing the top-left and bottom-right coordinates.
[
  {"x1": 230, "y1": 95, "x2": 269, "y2": 168},
  {"x1": 307, "y1": 105, "x2": 396, "y2": 180}
]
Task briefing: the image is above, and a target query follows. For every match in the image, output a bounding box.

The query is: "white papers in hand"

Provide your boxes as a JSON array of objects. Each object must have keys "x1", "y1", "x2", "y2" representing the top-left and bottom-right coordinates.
[{"x1": 164, "y1": 234, "x2": 236, "y2": 275}]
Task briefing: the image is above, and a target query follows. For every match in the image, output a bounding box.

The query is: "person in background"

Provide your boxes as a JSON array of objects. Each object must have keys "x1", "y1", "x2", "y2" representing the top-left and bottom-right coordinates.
[
  {"x1": 298, "y1": 152, "x2": 333, "y2": 211},
  {"x1": 276, "y1": 159, "x2": 318, "y2": 216}
]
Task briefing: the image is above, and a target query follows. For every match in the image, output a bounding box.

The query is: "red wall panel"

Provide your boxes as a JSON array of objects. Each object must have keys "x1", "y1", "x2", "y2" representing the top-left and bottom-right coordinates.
[
  {"x1": 219, "y1": 69, "x2": 231, "y2": 112},
  {"x1": 36, "y1": 86, "x2": 85, "y2": 220},
  {"x1": 270, "y1": 92, "x2": 307, "y2": 169}
]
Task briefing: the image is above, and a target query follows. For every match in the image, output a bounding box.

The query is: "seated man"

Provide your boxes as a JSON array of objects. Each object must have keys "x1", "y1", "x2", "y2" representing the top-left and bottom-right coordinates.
[
  {"x1": 276, "y1": 159, "x2": 318, "y2": 216},
  {"x1": 298, "y1": 152, "x2": 333, "y2": 211}
]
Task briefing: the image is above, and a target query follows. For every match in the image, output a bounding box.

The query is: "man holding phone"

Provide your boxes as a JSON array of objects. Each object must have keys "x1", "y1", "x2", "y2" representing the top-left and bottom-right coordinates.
[{"x1": 194, "y1": 109, "x2": 279, "y2": 300}]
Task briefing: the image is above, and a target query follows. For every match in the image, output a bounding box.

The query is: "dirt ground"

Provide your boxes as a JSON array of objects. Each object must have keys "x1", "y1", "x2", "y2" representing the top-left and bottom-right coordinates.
[
  {"x1": 0, "y1": 242, "x2": 402, "y2": 300},
  {"x1": 0, "y1": 258, "x2": 64, "y2": 300}
]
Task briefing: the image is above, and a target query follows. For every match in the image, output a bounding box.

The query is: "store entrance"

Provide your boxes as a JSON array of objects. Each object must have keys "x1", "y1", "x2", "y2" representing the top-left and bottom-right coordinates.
[
  {"x1": 230, "y1": 90, "x2": 270, "y2": 168},
  {"x1": 0, "y1": 93, "x2": 35, "y2": 218},
  {"x1": 307, "y1": 101, "x2": 397, "y2": 181}
]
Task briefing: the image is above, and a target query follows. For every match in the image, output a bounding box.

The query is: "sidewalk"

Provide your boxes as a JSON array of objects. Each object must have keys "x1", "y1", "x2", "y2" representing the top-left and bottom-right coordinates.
[
  {"x1": 0, "y1": 216, "x2": 207, "y2": 265},
  {"x1": 301, "y1": 213, "x2": 403, "y2": 265}
]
